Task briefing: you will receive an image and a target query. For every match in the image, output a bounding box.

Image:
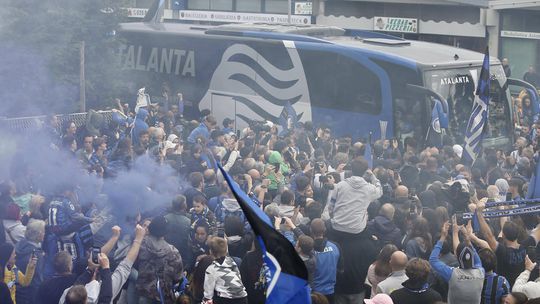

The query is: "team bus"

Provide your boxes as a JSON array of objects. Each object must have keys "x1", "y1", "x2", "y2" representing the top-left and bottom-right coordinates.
[{"x1": 117, "y1": 19, "x2": 534, "y2": 147}]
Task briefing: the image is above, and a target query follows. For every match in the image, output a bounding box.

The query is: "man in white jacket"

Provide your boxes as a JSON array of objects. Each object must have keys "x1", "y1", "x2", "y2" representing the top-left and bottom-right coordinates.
[
  {"x1": 328, "y1": 158, "x2": 383, "y2": 235},
  {"x1": 512, "y1": 254, "x2": 540, "y2": 299}
]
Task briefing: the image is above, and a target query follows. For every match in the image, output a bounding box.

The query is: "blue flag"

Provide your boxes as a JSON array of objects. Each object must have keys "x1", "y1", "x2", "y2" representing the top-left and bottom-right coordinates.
[
  {"x1": 364, "y1": 142, "x2": 373, "y2": 169},
  {"x1": 527, "y1": 88, "x2": 540, "y2": 121},
  {"x1": 279, "y1": 102, "x2": 298, "y2": 136},
  {"x1": 462, "y1": 48, "x2": 490, "y2": 165},
  {"x1": 217, "y1": 165, "x2": 311, "y2": 304},
  {"x1": 427, "y1": 99, "x2": 447, "y2": 147},
  {"x1": 527, "y1": 157, "x2": 540, "y2": 199}
]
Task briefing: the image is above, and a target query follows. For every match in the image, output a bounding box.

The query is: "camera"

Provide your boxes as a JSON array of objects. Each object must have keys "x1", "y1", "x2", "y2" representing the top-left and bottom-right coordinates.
[{"x1": 91, "y1": 247, "x2": 101, "y2": 264}]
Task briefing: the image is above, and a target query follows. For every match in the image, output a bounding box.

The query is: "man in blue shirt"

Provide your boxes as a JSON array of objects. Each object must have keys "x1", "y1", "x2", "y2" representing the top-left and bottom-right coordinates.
[
  {"x1": 188, "y1": 115, "x2": 217, "y2": 144},
  {"x1": 429, "y1": 221, "x2": 484, "y2": 304},
  {"x1": 311, "y1": 218, "x2": 342, "y2": 303}
]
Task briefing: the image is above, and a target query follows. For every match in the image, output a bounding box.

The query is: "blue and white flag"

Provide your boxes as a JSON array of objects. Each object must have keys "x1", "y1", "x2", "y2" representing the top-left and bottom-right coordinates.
[
  {"x1": 462, "y1": 48, "x2": 490, "y2": 165},
  {"x1": 217, "y1": 165, "x2": 311, "y2": 304},
  {"x1": 364, "y1": 141, "x2": 373, "y2": 169},
  {"x1": 427, "y1": 99, "x2": 448, "y2": 147},
  {"x1": 279, "y1": 101, "x2": 298, "y2": 136}
]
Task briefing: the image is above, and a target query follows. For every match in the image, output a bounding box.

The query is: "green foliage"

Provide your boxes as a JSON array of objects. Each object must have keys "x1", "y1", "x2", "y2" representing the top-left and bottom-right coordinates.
[{"x1": 0, "y1": 0, "x2": 129, "y2": 114}]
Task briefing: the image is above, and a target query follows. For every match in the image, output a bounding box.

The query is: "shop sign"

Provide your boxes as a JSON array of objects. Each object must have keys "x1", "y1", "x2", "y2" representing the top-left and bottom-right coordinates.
[
  {"x1": 374, "y1": 16, "x2": 418, "y2": 34},
  {"x1": 175, "y1": 10, "x2": 312, "y2": 25},
  {"x1": 501, "y1": 30, "x2": 540, "y2": 40},
  {"x1": 125, "y1": 7, "x2": 149, "y2": 18},
  {"x1": 294, "y1": 2, "x2": 313, "y2": 15}
]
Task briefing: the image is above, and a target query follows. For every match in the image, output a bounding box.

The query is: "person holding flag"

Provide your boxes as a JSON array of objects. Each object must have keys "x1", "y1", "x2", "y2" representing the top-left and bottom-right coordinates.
[
  {"x1": 217, "y1": 165, "x2": 312, "y2": 304},
  {"x1": 426, "y1": 98, "x2": 448, "y2": 148},
  {"x1": 462, "y1": 48, "x2": 491, "y2": 165}
]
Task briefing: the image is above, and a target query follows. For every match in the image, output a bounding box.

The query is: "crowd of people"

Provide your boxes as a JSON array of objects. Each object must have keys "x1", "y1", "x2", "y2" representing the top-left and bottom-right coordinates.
[{"x1": 1, "y1": 96, "x2": 540, "y2": 304}]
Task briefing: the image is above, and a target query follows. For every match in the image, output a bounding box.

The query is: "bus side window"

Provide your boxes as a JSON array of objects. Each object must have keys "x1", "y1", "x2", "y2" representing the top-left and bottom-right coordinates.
[{"x1": 299, "y1": 50, "x2": 382, "y2": 115}]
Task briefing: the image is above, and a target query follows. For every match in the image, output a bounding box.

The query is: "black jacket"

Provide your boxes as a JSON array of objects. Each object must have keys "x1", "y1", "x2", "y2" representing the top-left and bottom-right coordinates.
[
  {"x1": 330, "y1": 229, "x2": 379, "y2": 295},
  {"x1": 390, "y1": 279, "x2": 442, "y2": 304},
  {"x1": 366, "y1": 215, "x2": 402, "y2": 248}
]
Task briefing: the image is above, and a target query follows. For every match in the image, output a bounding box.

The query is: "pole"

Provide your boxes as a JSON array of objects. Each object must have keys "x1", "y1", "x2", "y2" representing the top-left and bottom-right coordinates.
[
  {"x1": 288, "y1": 0, "x2": 292, "y2": 24},
  {"x1": 79, "y1": 40, "x2": 86, "y2": 112}
]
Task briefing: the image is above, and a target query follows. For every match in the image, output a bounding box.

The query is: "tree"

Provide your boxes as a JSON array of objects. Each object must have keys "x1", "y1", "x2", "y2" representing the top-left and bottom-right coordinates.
[{"x1": 0, "y1": 0, "x2": 129, "y2": 117}]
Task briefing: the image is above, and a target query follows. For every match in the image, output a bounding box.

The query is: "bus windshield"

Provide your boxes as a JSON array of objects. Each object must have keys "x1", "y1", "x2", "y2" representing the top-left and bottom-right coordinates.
[{"x1": 424, "y1": 65, "x2": 512, "y2": 147}]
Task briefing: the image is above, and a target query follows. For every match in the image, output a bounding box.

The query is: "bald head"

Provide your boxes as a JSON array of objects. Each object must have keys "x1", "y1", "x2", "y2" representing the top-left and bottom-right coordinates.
[
  {"x1": 380, "y1": 203, "x2": 395, "y2": 220},
  {"x1": 390, "y1": 251, "x2": 408, "y2": 271},
  {"x1": 248, "y1": 169, "x2": 260, "y2": 181},
  {"x1": 486, "y1": 185, "x2": 499, "y2": 199},
  {"x1": 395, "y1": 185, "x2": 409, "y2": 198},
  {"x1": 204, "y1": 169, "x2": 216, "y2": 183},
  {"x1": 310, "y1": 219, "x2": 326, "y2": 238}
]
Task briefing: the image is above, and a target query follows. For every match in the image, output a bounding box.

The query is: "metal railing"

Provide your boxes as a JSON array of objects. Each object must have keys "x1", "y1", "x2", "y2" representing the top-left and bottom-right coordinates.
[{"x1": 0, "y1": 111, "x2": 114, "y2": 134}]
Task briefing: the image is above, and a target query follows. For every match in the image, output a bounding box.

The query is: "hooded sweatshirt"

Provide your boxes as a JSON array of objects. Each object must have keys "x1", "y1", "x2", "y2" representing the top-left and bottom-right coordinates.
[
  {"x1": 329, "y1": 175, "x2": 382, "y2": 234},
  {"x1": 265, "y1": 151, "x2": 290, "y2": 191},
  {"x1": 132, "y1": 108, "x2": 149, "y2": 146},
  {"x1": 367, "y1": 215, "x2": 402, "y2": 248},
  {"x1": 429, "y1": 240, "x2": 484, "y2": 304},
  {"x1": 204, "y1": 256, "x2": 247, "y2": 300}
]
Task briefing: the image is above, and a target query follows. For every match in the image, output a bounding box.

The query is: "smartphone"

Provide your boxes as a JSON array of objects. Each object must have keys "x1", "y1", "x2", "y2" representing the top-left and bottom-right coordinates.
[
  {"x1": 281, "y1": 218, "x2": 286, "y2": 225},
  {"x1": 91, "y1": 247, "x2": 101, "y2": 264},
  {"x1": 527, "y1": 246, "x2": 537, "y2": 263}
]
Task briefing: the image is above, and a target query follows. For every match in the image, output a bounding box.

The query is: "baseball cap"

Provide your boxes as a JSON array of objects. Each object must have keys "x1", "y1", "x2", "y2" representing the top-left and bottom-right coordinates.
[{"x1": 365, "y1": 294, "x2": 394, "y2": 304}]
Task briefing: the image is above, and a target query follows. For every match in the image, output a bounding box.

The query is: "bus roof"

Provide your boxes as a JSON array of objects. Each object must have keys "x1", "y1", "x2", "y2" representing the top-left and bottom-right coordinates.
[{"x1": 119, "y1": 22, "x2": 498, "y2": 69}]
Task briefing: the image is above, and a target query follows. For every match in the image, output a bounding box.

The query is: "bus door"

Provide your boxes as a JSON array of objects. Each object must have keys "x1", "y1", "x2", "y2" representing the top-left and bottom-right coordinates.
[
  {"x1": 507, "y1": 77, "x2": 540, "y2": 128},
  {"x1": 405, "y1": 84, "x2": 450, "y2": 147}
]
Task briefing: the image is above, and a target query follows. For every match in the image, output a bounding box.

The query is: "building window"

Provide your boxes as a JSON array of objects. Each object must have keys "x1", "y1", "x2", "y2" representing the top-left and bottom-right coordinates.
[
  {"x1": 236, "y1": 0, "x2": 262, "y2": 12},
  {"x1": 188, "y1": 0, "x2": 210, "y2": 10},
  {"x1": 265, "y1": 0, "x2": 288, "y2": 14},
  {"x1": 210, "y1": 0, "x2": 233, "y2": 11}
]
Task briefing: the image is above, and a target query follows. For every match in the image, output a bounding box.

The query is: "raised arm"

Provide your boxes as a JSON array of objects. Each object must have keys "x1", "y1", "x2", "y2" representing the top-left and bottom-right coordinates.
[
  {"x1": 476, "y1": 199, "x2": 498, "y2": 251},
  {"x1": 101, "y1": 226, "x2": 122, "y2": 255},
  {"x1": 429, "y1": 222, "x2": 453, "y2": 283}
]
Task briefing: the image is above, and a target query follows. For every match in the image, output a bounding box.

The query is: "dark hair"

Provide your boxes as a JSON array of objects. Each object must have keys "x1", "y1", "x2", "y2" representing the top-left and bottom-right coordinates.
[
  {"x1": 374, "y1": 244, "x2": 398, "y2": 277},
  {"x1": 295, "y1": 176, "x2": 311, "y2": 193},
  {"x1": 193, "y1": 195, "x2": 207, "y2": 206},
  {"x1": 305, "y1": 201, "x2": 323, "y2": 220},
  {"x1": 351, "y1": 158, "x2": 369, "y2": 177},
  {"x1": 190, "y1": 255, "x2": 215, "y2": 301},
  {"x1": 508, "y1": 292, "x2": 528, "y2": 304},
  {"x1": 406, "y1": 258, "x2": 431, "y2": 283},
  {"x1": 503, "y1": 221, "x2": 520, "y2": 242},
  {"x1": 62, "y1": 135, "x2": 76, "y2": 150},
  {"x1": 65, "y1": 285, "x2": 87, "y2": 304},
  {"x1": 62, "y1": 120, "x2": 75, "y2": 133},
  {"x1": 189, "y1": 172, "x2": 204, "y2": 188},
  {"x1": 280, "y1": 190, "x2": 295, "y2": 206},
  {"x1": 224, "y1": 216, "x2": 244, "y2": 237},
  {"x1": 297, "y1": 235, "x2": 314, "y2": 255},
  {"x1": 92, "y1": 137, "x2": 106, "y2": 150},
  {"x1": 273, "y1": 140, "x2": 287, "y2": 153},
  {"x1": 410, "y1": 217, "x2": 433, "y2": 254},
  {"x1": 478, "y1": 248, "x2": 497, "y2": 272},
  {"x1": 311, "y1": 292, "x2": 330, "y2": 304},
  {"x1": 172, "y1": 195, "x2": 187, "y2": 212}
]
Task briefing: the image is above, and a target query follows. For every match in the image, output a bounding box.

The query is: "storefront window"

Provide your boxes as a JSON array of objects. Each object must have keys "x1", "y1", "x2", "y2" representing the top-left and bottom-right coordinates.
[
  {"x1": 265, "y1": 0, "x2": 288, "y2": 13},
  {"x1": 210, "y1": 0, "x2": 233, "y2": 11},
  {"x1": 188, "y1": 0, "x2": 210, "y2": 10}
]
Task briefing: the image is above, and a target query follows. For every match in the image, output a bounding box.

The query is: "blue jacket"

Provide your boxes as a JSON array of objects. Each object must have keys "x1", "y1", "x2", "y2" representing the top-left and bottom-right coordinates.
[
  {"x1": 187, "y1": 123, "x2": 210, "y2": 144},
  {"x1": 312, "y1": 239, "x2": 340, "y2": 295},
  {"x1": 132, "y1": 108, "x2": 149, "y2": 146}
]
